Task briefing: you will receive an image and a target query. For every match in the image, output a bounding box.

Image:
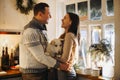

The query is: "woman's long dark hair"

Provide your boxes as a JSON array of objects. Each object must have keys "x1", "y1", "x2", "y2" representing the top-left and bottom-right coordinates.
[
  {"x1": 68, "y1": 12, "x2": 80, "y2": 45},
  {"x1": 67, "y1": 12, "x2": 79, "y2": 36}
]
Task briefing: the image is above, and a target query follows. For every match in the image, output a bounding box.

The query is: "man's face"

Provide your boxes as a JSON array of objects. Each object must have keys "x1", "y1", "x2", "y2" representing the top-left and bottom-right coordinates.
[{"x1": 40, "y1": 7, "x2": 51, "y2": 24}]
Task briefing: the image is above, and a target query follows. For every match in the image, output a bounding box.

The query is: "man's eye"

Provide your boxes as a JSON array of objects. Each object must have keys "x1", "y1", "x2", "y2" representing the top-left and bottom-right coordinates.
[{"x1": 55, "y1": 45, "x2": 57, "y2": 47}]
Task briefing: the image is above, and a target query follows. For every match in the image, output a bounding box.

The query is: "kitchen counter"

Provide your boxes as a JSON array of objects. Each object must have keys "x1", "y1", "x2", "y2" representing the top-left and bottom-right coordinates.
[
  {"x1": 0, "y1": 69, "x2": 111, "y2": 80},
  {"x1": 76, "y1": 70, "x2": 114, "y2": 80},
  {"x1": 0, "y1": 69, "x2": 22, "y2": 79},
  {"x1": 77, "y1": 73, "x2": 103, "y2": 80}
]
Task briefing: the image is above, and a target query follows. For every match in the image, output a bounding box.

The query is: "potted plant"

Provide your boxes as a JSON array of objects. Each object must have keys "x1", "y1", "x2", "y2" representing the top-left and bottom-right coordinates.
[
  {"x1": 89, "y1": 39, "x2": 113, "y2": 67},
  {"x1": 89, "y1": 39, "x2": 114, "y2": 77}
]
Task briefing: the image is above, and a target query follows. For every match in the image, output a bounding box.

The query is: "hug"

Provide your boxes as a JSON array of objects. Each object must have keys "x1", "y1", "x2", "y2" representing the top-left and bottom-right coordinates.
[{"x1": 20, "y1": 2, "x2": 80, "y2": 80}]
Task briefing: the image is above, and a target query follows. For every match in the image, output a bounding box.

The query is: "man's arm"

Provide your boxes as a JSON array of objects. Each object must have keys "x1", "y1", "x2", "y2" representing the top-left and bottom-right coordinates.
[
  {"x1": 27, "y1": 44, "x2": 57, "y2": 67},
  {"x1": 22, "y1": 28, "x2": 59, "y2": 68}
]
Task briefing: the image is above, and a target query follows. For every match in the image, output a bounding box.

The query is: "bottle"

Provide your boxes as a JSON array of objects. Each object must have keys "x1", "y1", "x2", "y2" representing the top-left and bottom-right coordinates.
[
  {"x1": 1, "y1": 47, "x2": 5, "y2": 70},
  {"x1": 10, "y1": 49, "x2": 14, "y2": 66},
  {"x1": 1, "y1": 46, "x2": 10, "y2": 70},
  {"x1": 5, "y1": 46, "x2": 9, "y2": 67},
  {"x1": 13, "y1": 45, "x2": 19, "y2": 65},
  {"x1": 13, "y1": 53, "x2": 19, "y2": 66}
]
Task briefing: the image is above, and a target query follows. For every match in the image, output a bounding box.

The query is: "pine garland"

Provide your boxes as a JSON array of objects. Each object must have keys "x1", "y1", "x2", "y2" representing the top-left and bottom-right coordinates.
[{"x1": 16, "y1": 0, "x2": 35, "y2": 15}]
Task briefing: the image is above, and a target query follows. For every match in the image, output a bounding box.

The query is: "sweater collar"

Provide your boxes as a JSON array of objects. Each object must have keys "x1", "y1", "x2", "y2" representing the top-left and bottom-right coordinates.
[
  {"x1": 24, "y1": 17, "x2": 47, "y2": 31},
  {"x1": 32, "y1": 17, "x2": 47, "y2": 30}
]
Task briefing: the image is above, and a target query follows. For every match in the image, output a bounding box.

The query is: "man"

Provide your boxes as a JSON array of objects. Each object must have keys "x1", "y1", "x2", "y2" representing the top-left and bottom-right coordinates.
[{"x1": 20, "y1": 3, "x2": 59, "y2": 80}]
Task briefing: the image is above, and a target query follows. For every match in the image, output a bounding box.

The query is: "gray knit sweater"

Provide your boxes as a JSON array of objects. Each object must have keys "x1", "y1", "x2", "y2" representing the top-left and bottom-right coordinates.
[{"x1": 20, "y1": 18, "x2": 58, "y2": 73}]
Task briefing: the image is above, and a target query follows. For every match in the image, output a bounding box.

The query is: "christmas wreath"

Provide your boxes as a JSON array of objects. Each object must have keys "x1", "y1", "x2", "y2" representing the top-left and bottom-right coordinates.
[{"x1": 16, "y1": 0, "x2": 36, "y2": 15}]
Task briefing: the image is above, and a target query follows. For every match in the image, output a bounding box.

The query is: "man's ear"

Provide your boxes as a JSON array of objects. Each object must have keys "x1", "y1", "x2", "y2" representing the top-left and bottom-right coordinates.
[{"x1": 38, "y1": 11, "x2": 42, "y2": 17}]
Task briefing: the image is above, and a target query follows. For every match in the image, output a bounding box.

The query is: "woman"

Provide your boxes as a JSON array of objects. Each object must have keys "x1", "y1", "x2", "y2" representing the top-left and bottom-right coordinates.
[{"x1": 57, "y1": 12, "x2": 80, "y2": 80}]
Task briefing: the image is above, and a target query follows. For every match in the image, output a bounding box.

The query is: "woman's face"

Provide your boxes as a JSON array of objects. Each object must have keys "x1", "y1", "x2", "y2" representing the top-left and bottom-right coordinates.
[{"x1": 61, "y1": 14, "x2": 72, "y2": 29}]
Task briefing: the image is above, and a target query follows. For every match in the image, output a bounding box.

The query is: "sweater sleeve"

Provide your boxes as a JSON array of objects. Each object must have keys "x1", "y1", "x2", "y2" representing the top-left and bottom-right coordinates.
[
  {"x1": 60, "y1": 33, "x2": 74, "y2": 63},
  {"x1": 22, "y1": 28, "x2": 57, "y2": 68}
]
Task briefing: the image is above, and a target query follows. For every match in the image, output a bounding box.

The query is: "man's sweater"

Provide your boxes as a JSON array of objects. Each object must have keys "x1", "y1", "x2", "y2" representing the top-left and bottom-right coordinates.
[{"x1": 19, "y1": 18, "x2": 58, "y2": 73}]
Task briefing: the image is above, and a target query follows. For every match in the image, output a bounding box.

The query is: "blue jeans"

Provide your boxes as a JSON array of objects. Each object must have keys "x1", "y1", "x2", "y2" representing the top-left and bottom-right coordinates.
[{"x1": 58, "y1": 68, "x2": 76, "y2": 80}]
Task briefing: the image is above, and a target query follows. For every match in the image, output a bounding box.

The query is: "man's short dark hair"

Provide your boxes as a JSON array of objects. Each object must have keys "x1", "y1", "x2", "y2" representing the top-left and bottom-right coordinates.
[{"x1": 34, "y1": 2, "x2": 49, "y2": 16}]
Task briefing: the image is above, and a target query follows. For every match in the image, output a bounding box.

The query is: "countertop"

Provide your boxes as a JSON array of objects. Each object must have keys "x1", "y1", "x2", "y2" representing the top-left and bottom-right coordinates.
[
  {"x1": 77, "y1": 73, "x2": 103, "y2": 80},
  {"x1": 0, "y1": 69, "x2": 22, "y2": 79}
]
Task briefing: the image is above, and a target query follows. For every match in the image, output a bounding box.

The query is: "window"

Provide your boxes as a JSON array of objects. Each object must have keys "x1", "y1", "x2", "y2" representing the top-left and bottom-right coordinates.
[{"x1": 64, "y1": 0, "x2": 114, "y2": 77}]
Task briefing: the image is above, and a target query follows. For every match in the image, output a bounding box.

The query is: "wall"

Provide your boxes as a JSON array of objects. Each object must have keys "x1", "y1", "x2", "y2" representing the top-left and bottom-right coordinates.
[
  {"x1": 114, "y1": 0, "x2": 120, "y2": 79},
  {"x1": 55, "y1": 0, "x2": 65, "y2": 37},
  {"x1": 0, "y1": 0, "x2": 64, "y2": 41},
  {"x1": 0, "y1": 0, "x2": 32, "y2": 30}
]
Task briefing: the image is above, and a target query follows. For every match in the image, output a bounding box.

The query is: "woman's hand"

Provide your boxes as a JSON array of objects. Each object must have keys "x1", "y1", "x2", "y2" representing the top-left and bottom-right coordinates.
[{"x1": 59, "y1": 63, "x2": 72, "y2": 71}]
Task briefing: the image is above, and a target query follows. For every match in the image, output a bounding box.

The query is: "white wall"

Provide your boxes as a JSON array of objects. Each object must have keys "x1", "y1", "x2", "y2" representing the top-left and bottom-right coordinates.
[
  {"x1": 114, "y1": 0, "x2": 120, "y2": 79},
  {"x1": 0, "y1": 0, "x2": 65, "y2": 41},
  {"x1": 0, "y1": 0, "x2": 33, "y2": 30}
]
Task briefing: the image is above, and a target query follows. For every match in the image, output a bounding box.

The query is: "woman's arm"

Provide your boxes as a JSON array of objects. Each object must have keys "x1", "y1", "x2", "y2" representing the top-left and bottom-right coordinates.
[{"x1": 59, "y1": 33, "x2": 75, "y2": 63}]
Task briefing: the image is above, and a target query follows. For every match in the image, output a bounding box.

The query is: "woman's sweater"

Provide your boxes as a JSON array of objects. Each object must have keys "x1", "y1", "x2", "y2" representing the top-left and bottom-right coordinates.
[{"x1": 59, "y1": 32, "x2": 79, "y2": 70}]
